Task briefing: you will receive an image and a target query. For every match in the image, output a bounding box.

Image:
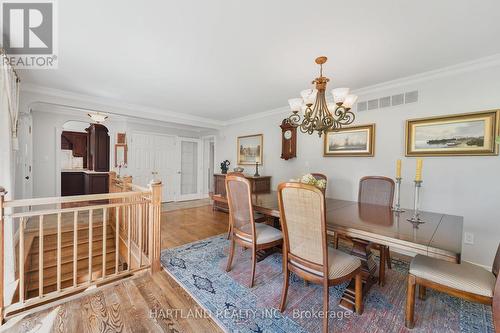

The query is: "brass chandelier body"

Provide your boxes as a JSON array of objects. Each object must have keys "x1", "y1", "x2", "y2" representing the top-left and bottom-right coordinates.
[{"x1": 287, "y1": 57, "x2": 356, "y2": 137}]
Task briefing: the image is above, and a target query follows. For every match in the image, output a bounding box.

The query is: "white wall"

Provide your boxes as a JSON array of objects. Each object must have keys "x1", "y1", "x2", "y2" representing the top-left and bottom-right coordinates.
[
  {"x1": 31, "y1": 110, "x2": 126, "y2": 197},
  {"x1": 30, "y1": 109, "x2": 208, "y2": 198},
  {"x1": 216, "y1": 63, "x2": 500, "y2": 267}
]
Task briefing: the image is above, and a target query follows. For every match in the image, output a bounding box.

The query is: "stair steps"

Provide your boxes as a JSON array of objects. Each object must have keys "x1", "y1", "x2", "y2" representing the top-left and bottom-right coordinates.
[{"x1": 23, "y1": 220, "x2": 122, "y2": 301}]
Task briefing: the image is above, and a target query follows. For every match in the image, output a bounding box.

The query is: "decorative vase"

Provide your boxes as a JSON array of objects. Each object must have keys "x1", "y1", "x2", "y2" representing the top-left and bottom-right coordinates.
[{"x1": 220, "y1": 160, "x2": 230, "y2": 174}]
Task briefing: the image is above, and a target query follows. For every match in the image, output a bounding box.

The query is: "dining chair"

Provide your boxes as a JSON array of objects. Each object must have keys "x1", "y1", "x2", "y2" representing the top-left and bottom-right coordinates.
[
  {"x1": 277, "y1": 182, "x2": 363, "y2": 333},
  {"x1": 225, "y1": 174, "x2": 283, "y2": 288},
  {"x1": 334, "y1": 176, "x2": 395, "y2": 286},
  {"x1": 405, "y1": 243, "x2": 500, "y2": 329},
  {"x1": 225, "y1": 172, "x2": 266, "y2": 239}
]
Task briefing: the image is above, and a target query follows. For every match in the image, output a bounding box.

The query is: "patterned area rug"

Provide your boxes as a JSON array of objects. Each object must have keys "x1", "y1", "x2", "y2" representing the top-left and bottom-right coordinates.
[{"x1": 160, "y1": 235, "x2": 494, "y2": 333}]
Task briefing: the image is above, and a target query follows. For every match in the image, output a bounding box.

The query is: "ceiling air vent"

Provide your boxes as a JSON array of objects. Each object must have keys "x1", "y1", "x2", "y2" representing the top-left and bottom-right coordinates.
[
  {"x1": 357, "y1": 101, "x2": 367, "y2": 112},
  {"x1": 379, "y1": 96, "x2": 391, "y2": 108},
  {"x1": 405, "y1": 90, "x2": 418, "y2": 104},
  {"x1": 367, "y1": 99, "x2": 379, "y2": 110},
  {"x1": 355, "y1": 89, "x2": 419, "y2": 112},
  {"x1": 391, "y1": 93, "x2": 404, "y2": 106}
]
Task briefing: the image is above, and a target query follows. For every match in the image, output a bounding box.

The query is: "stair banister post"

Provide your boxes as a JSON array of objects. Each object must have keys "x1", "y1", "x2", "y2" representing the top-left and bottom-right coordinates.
[
  {"x1": 0, "y1": 187, "x2": 7, "y2": 324},
  {"x1": 149, "y1": 181, "x2": 162, "y2": 273},
  {"x1": 108, "y1": 172, "x2": 116, "y2": 222}
]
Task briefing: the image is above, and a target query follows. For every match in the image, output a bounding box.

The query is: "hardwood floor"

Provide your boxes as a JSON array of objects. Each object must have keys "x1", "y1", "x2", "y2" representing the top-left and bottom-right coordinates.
[
  {"x1": 161, "y1": 204, "x2": 228, "y2": 249},
  {"x1": 4, "y1": 204, "x2": 229, "y2": 333}
]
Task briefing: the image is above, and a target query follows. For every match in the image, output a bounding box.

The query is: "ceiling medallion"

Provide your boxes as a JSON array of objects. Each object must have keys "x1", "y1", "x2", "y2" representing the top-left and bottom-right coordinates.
[{"x1": 287, "y1": 56, "x2": 358, "y2": 137}]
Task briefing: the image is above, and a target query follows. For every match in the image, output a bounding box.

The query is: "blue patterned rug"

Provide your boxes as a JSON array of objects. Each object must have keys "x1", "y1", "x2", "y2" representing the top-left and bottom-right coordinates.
[{"x1": 160, "y1": 235, "x2": 494, "y2": 333}]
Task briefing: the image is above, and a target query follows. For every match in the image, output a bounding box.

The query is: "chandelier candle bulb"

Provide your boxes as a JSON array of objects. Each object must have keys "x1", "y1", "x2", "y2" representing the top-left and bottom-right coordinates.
[
  {"x1": 342, "y1": 94, "x2": 358, "y2": 109},
  {"x1": 288, "y1": 98, "x2": 303, "y2": 112},
  {"x1": 331, "y1": 87, "x2": 350, "y2": 104}
]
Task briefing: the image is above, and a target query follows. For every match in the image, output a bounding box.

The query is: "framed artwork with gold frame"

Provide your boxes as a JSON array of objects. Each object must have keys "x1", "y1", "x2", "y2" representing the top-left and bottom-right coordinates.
[
  {"x1": 405, "y1": 110, "x2": 499, "y2": 156},
  {"x1": 323, "y1": 124, "x2": 375, "y2": 157},
  {"x1": 237, "y1": 134, "x2": 263, "y2": 165}
]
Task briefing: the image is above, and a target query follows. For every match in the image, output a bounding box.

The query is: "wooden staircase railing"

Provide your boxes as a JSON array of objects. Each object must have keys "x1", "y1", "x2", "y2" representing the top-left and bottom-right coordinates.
[{"x1": 0, "y1": 176, "x2": 162, "y2": 323}]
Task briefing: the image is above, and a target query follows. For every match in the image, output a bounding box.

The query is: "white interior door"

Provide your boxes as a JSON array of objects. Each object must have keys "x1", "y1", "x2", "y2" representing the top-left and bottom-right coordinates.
[
  {"x1": 178, "y1": 137, "x2": 203, "y2": 201},
  {"x1": 130, "y1": 132, "x2": 178, "y2": 202},
  {"x1": 18, "y1": 114, "x2": 33, "y2": 199}
]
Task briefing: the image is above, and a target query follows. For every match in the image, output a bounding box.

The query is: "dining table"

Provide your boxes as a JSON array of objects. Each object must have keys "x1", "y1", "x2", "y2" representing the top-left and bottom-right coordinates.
[{"x1": 212, "y1": 191, "x2": 464, "y2": 311}]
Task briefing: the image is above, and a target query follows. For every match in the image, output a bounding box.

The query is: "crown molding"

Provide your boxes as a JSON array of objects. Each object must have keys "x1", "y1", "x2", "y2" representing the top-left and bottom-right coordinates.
[
  {"x1": 225, "y1": 54, "x2": 500, "y2": 124},
  {"x1": 224, "y1": 106, "x2": 290, "y2": 125},
  {"x1": 352, "y1": 53, "x2": 500, "y2": 96},
  {"x1": 29, "y1": 102, "x2": 209, "y2": 133},
  {"x1": 21, "y1": 83, "x2": 224, "y2": 129}
]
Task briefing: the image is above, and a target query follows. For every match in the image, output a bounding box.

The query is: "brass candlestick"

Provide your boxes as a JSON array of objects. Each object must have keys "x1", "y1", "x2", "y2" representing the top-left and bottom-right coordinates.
[
  {"x1": 392, "y1": 177, "x2": 405, "y2": 212},
  {"x1": 407, "y1": 180, "x2": 425, "y2": 225}
]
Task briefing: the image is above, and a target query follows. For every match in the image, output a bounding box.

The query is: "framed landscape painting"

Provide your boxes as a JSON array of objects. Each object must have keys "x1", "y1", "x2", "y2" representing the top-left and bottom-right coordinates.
[
  {"x1": 406, "y1": 110, "x2": 499, "y2": 156},
  {"x1": 237, "y1": 134, "x2": 263, "y2": 165},
  {"x1": 324, "y1": 124, "x2": 375, "y2": 157}
]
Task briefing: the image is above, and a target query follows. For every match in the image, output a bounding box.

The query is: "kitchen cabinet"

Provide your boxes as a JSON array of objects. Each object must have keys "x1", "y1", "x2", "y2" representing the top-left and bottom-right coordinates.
[{"x1": 87, "y1": 124, "x2": 110, "y2": 172}]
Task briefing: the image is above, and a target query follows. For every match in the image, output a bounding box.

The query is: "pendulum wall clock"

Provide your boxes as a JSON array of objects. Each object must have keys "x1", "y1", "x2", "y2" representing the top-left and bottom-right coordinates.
[{"x1": 280, "y1": 118, "x2": 297, "y2": 160}]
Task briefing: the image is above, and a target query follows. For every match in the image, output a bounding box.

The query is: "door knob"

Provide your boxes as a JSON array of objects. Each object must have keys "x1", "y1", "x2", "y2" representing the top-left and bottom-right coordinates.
[{"x1": 25, "y1": 176, "x2": 30, "y2": 180}]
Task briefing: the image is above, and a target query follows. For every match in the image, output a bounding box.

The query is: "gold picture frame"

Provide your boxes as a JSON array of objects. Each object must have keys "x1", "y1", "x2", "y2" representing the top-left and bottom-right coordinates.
[
  {"x1": 237, "y1": 134, "x2": 263, "y2": 165},
  {"x1": 405, "y1": 110, "x2": 499, "y2": 156},
  {"x1": 323, "y1": 124, "x2": 375, "y2": 157}
]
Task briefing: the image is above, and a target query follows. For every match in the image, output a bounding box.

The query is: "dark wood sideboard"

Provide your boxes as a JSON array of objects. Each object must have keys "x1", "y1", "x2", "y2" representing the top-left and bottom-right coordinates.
[{"x1": 213, "y1": 173, "x2": 271, "y2": 212}]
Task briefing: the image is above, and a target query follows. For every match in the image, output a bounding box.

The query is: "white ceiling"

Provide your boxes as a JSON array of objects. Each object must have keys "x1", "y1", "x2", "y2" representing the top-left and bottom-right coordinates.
[{"x1": 19, "y1": 0, "x2": 500, "y2": 122}]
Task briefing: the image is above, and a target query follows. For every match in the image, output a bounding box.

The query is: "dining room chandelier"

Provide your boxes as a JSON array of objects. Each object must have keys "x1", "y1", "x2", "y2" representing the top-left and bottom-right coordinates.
[{"x1": 287, "y1": 56, "x2": 358, "y2": 137}]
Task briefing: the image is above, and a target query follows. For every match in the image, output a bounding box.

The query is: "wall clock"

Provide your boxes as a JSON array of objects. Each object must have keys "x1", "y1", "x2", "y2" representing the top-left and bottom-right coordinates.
[{"x1": 280, "y1": 118, "x2": 297, "y2": 160}]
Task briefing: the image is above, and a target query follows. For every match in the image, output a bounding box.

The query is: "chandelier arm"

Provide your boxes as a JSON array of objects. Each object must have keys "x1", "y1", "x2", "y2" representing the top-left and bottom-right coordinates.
[{"x1": 288, "y1": 112, "x2": 301, "y2": 126}]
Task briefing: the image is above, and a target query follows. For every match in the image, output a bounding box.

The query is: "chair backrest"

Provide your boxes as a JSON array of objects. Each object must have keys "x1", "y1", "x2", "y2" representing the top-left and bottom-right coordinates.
[
  {"x1": 493, "y1": 243, "x2": 500, "y2": 332},
  {"x1": 225, "y1": 174, "x2": 255, "y2": 240},
  {"x1": 278, "y1": 182, "x2": 328, "y2": 275},
  {"x1": 358, "y1": 176, "x2": 395, "y2": 207}
]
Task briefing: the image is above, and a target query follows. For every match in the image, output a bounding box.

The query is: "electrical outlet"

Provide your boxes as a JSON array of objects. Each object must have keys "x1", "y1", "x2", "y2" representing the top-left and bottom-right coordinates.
[{"x1": 464, "y1": 232, "x2": 474, "y2": 245}]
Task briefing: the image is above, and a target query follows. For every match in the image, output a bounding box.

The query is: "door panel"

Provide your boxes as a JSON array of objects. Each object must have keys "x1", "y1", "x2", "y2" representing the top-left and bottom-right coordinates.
[
  {"x1": 178, "y1": 138, "x2": 203, "y2": 201},
  {"x1": 130, "y1": 133, "x2": 177, "y2": 202}
]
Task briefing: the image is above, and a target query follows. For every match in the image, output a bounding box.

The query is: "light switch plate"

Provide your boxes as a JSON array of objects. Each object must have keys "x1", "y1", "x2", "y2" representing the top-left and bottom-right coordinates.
[{"x1": 464, "y1": 232, "x2": 474, "y2": 245}]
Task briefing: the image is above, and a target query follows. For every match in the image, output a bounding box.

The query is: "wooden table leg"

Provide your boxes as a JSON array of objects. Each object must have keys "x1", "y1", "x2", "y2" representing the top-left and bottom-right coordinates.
[
  {"x1": 339, "y1": 239, "x2": 378, "y2": 311},
  {"x1": 379, "y1": 245, "x2": 386, "y2": 287}
]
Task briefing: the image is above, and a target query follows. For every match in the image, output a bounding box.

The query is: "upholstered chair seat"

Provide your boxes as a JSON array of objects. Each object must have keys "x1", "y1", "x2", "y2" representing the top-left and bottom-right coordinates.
[
  {"x1": 239, "y1": 223, "x2": 283, "y2": 244},
  {"x1": 406, "y1": 243, "x2": 500, "y2": 329},
  {"x1": 410, "y1": 254, "x2": 496, "y2": 297},
  {"x1": 291, "y1": 248, "x2": 361, "y2": 280}
]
